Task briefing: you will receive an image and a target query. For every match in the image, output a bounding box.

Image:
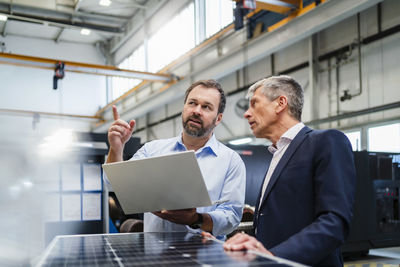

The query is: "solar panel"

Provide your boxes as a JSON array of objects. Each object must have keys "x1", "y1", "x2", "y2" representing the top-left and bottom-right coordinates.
[{"x1": 35, "y1": 232, "x2": 306, "y2": 266}]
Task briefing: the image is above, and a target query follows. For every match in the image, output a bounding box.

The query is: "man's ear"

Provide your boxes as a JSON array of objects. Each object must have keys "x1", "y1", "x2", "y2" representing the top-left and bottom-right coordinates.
[
  {"x1": 215, "y1": 113, "x2": 223, "y2": 126},
  {"x1": 275, "y1": 95, "x2": 288, "y2": 114}
]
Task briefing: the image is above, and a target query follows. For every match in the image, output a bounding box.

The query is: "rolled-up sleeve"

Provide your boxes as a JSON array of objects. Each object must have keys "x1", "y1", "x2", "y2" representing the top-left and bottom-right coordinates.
[
  {"x1": 208, "y1": 153, "x2": 246, "y2": 238},
  {"x1": 130, "y1": 143, "x2": 148, "y2": 159}
]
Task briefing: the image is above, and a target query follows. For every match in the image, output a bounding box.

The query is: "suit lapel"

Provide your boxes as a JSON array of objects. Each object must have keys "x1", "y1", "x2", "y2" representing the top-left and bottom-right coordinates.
[
  {"x1": 254, "y1": 167, "x2": 268, "y2": 226},
  {"x1": 257, "y1": 126, "x2": 312, "y2": 211}
]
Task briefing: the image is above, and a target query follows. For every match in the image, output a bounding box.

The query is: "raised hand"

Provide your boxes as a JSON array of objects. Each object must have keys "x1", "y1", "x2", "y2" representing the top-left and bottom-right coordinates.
[{"x1": 107, "y1": 105, "x2": 135, "y2": 161}]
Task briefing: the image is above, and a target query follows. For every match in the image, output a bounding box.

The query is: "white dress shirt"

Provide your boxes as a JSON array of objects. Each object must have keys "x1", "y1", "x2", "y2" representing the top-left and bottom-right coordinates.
[
  {"x1": 259, "y1": 122, "x2": 305, "y2": 207},
  {"x1": 130, "y1": 133, "x2": 246, "y2": 239}
]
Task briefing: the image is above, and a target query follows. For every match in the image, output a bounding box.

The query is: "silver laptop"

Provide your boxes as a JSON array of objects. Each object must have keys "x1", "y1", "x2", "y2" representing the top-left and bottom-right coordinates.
[{"x1": 102, "y1": 151, "x2": 223, "y2": 214}]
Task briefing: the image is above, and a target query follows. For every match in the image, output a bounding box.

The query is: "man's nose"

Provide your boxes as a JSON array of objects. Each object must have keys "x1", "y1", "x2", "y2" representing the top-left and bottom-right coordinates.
[
  {"x1": 244, "y1": 109, "x2": 251, "y2": 119},
  {"x1": 193, "y1": 104, "x2": 202, "y2": 114}
]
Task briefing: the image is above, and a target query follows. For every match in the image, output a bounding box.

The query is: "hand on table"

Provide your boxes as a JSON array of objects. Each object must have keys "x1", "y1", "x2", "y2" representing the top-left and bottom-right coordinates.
[{"x1": 224, "y1": 232, "x2": 273, "y2": 256}]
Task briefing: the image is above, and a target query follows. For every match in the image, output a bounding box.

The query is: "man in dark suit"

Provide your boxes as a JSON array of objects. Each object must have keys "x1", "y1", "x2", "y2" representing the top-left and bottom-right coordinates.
[{"x1": 223, "y1": 75, "x2": 356, "y2": 266}]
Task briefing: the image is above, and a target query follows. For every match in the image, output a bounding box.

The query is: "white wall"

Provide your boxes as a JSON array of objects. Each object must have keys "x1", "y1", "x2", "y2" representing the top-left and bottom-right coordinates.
[{"x1": 0, "y1": 35, "x2": 107, "y2": 140}]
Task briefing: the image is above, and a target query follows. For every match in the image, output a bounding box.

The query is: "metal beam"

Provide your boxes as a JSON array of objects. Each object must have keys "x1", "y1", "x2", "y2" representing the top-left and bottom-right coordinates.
[
  {"x1": 55, "y1": 28, "x2": 64, "y2": 43},
  {"x1": 1, "y1": 12, "x2": 123, "y2": 34},
  {"x1": 120, "y1": 1, "x2": 147, "y2": 9},
  {"x1": 305, "y1": 102, "x2": 400, "y2": 126},
  {"x1": 73, "y1": 10, "x2": 130, "y2": 22},
  {"x1": 0, "y1": 108, "x2": 102, "y2": 120},
  {"x1": 74, "y1": 0, "x2": 82, "y2": 11},
  {"x1": 256, "y1": 0, "x2": 295, "y2": 14},
  {"x1": 309, "y1": 34, "x2": 319, "y2": 121},
  {"x1": 280, "y1": 0, "x2": 301, "y2": 7},
  {"x1": 258, "y1": 0, "x2": 295, "y2": 7},
  {"x1": 1, "y1": 19, "x2": 7, "y2": 37},
  {"x1": 0, "y1": 2, "x2": 129, "y2": 23},
  {"x1": 0, "y1": 2, "x2": 127, "y2": 33},
  {"x1": 0, "y1": 52, "x2": 174, "y2": 82},
  {"x1": 93, "y1": 0, "x2": 383, "y2": 132}
]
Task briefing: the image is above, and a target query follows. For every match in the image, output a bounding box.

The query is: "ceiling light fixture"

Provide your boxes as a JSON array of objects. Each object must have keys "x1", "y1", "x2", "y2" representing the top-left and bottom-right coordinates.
[
  {"x1": 0, "y1": 14, "x2": 8, "y2": 21},
  {"x1": 80, "y1": 28, "x2": 91, "y2": 35},
  {"x1": 228, "y1": 137, "x2": 253, "y2": 145},
  {"x1": 99, "y1": 0, "x2": 112, "y2": 7}
]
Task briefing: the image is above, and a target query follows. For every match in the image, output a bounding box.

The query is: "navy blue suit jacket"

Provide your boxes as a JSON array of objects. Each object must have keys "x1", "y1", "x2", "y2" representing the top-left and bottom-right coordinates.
[{"x1": 254, "y1": 126, "x2": 356, "y2": 266}]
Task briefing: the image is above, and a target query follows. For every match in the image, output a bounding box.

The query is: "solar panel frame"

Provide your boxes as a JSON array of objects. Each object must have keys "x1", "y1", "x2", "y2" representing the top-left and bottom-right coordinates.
[{"x1": 34, "y1": 232, "x2": 308, "y2": 267}]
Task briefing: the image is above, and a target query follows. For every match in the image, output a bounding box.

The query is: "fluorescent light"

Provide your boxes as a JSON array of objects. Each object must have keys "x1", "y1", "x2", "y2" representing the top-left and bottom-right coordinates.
[
  {"x1": 99, "y1": 0, "x2": 111, "y2": 6},
  {"x1": 229, "y1": 137, "x2": 253, "y2": 145},
  {"x1": 74, "y1": 142, "x2": 93, "y2": 148},
  {"x1": 0, "y1": 14, "x2": 7, "y2": 21},
  {"x1": 39, "y1": 129, "x2": 75, "y2": 157},
  {"x1": 73, "y1": 141, "x2": 108, "y2": 149},
  {"x1": 22, "y1": 180, "x2": 33, "y2": 188},
  {"x1": 80, "y1": 28, "x2": 91, "y2": 35}
]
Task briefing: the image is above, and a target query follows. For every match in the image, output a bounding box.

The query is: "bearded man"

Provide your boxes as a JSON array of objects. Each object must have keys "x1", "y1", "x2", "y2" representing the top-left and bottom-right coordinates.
[{"x1": 106, "y1": 79, "x2": 246, "y2": 239}]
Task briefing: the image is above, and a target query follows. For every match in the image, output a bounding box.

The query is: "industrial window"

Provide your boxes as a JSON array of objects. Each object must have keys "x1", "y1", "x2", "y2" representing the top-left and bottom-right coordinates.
[
  {"x1": 344, "y1": 130, "x2": 361, "y2": 151},
  {"x1": 111, "y1": 44, "x2": 146, "y2": 100},
  {"x1": 368, "y1": 122, "x2": 400, "y2": 153},
  {"x1": 147, "y1": 3, "x2": 195, "y2": 73},
  {"x1": 205, "y1": 0, "x2": 234, "y2": 38},
  {"x1": 44, "y1": 163, "x2": 103, "y2": 222}
]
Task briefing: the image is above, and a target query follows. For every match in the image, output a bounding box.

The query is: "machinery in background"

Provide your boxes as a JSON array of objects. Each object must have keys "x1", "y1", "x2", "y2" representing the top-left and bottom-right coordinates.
[
  {"x1": 108, "y1": 191, "x2": 143, "y2": 233},
  {"x1": 343, "y1": 151, "x2": 400, "y2": 256},
  {"x1": 226, "y1": 144, "x2": 272, "y2": 206}
]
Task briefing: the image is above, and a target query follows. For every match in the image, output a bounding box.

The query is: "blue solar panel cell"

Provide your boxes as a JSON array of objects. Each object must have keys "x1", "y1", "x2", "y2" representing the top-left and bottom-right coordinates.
[{"x1": 35, "y1": 232, "x2": 305, "y2": 266}]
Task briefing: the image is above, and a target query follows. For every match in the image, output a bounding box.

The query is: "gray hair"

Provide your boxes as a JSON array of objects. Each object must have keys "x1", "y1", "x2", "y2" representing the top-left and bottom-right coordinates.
[{"x1": 246, "y1": 75, "x2": 304, "y2": 121}]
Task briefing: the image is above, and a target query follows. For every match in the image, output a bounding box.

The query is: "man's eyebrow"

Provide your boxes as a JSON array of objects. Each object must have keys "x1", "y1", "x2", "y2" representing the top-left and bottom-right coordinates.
[
  {"x1": 188, "y1": 98, "x2": 215, "y2": 107},
  {"x1": 203, "y1": 101, "x2": 214, "y2": 107}
]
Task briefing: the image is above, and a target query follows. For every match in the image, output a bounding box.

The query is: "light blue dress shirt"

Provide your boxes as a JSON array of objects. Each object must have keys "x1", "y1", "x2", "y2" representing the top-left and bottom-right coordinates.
[{"x1": 130, "y1": 133, "x2": 246, "y2": 239}]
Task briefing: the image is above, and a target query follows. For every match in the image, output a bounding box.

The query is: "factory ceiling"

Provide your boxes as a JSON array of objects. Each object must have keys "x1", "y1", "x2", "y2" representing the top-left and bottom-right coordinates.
[{"x1": 0, "y1": 0, "x2": 155, "y2": 45}]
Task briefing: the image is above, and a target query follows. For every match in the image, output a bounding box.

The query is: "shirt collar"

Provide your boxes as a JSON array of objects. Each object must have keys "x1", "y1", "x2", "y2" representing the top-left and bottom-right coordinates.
[
  {"x1": 174, "y1": 132, "x2": 218, "y2": 156},
  {"x1": 281, "y1": 122, "x2": 305, "y2": 140},
  {"x1": 268, "y1": 122, "x2": 305, "y2": 154}
]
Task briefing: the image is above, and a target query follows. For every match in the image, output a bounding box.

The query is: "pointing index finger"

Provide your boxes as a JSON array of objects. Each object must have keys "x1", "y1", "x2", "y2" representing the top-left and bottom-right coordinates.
[{"x1": 112, "y1": 105, "x2": 120, "y2": 121}]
